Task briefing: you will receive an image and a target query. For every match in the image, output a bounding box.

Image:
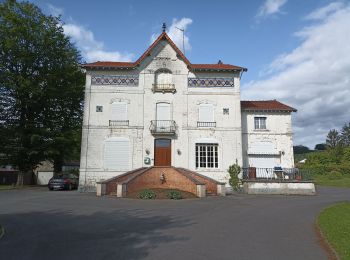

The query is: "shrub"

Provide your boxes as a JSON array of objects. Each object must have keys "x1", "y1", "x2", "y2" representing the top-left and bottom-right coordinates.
[
  {"x1": 138, "y1": 189, "x2": 156, "y2": 199},
  {"x1": 228, "y1": 161, "x2": 241, "y2": 190},
  {"x1": 327, "y1": 171, "x2": 343, "y2": 180},
  {"x1": 167, "y1": 190, "x2": 183, "y2": 200}
]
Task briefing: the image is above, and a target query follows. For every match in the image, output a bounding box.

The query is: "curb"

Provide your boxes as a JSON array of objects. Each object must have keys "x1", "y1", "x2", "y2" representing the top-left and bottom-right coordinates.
[{"x1": 0, "y1": 225, "x2": 5, "y2": 240}]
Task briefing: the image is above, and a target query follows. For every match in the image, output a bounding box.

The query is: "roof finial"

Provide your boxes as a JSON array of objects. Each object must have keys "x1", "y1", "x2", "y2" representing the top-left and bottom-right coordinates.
[{"x1": 162, "y1": 22, "x2": 166, "y2": 32}]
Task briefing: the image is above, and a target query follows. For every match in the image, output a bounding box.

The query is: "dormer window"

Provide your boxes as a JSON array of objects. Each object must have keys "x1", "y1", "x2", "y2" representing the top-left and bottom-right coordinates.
[{"x1": 152, "y1": 69, "x2": 176, "y2": 93}]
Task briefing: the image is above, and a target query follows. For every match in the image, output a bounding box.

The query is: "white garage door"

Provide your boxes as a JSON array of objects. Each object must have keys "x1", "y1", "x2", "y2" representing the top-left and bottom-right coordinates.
[
  {"x1": 249, "y1": 156, "x2": 276, "y2": 178},
  {"x1": 104, "y1": 137, "x2": 130, "y2": 170},
  {"x1": 248, "y1": 141, "x2": 279, "y2": 178},
  {"x1": 249, "y1": 155, "x2": 275, "y2": 168},
  {"x1": 37, "y1": 171, "x2": 54, "y2": 185}
]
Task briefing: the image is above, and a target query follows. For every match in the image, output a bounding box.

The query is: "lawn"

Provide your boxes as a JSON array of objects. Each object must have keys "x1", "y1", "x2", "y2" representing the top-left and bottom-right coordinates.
[
  {"x1": 318, "y1": 202, "x2": 350, "y2": 259},
  {"x1": 0, "y1": 185, "x2": 16, "y2": 191},
  {"x1": 313, "y1": 174, "x2": 350, "y2": 188}
]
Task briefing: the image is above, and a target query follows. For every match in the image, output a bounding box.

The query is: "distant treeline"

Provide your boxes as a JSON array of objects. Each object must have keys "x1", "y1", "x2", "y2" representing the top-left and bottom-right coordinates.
[{"x1": 295, "y1": 122, "x2": 350, "y2": 175}]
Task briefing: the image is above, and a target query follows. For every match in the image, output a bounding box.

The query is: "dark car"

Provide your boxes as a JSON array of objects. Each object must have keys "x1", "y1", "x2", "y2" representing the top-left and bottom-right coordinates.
[{"x1": 48, "y1": 173, "x2": 79, "y2": 190}]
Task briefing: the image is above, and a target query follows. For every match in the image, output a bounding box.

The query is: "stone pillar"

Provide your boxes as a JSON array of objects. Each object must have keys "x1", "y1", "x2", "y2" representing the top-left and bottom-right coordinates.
[
  {"x1": 96, "y1": 182, "x2": 106, "y2": 196},
  {"x1": 117, "y1": 184, "x2": 127, "y2": 198},
  {"x1": 217, "y1": 184, "x2": 226, "y2": 196},
  {"x1": 196, "y1": 184, "x2": 206, "y2": 198}
]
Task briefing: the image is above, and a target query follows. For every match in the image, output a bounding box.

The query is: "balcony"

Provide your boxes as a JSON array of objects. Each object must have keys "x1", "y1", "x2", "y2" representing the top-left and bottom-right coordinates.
[
  {"x1": 242, "y1": 167, "x2": 312, "y2": 181},
  {"x1": 150, "y1": 120, "x2": 176, "y2": 135},
  {"x1": 197, "y1": 121, "x2": 216, "y2": 128},
  {"x1": 109, "y1": 120, "x2": 129, "y2": 127},
  {"x1": 152, "y1": 84, "x2": 176, "y2": 93}
]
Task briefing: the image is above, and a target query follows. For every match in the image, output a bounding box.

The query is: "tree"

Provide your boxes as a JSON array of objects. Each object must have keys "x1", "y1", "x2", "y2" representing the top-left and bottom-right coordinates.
[
  {"x1": 0, "y1": 0, "x2": 84, "y2": 183},
  {"x1": 314, "y1": 143, "x2": 327, "y2": 150},
  {"x1": 326, "y1": 129, "x2": 342, "y2": 149},
  {"x1": 293, "y1": 145, "x2": 310, "y2": 154},
  {"x1": 341, "y1": 123, "x2": 350, "y2": 147}
]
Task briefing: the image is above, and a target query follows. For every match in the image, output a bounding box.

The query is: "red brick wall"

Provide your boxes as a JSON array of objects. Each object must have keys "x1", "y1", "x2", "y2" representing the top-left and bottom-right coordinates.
[
  {"x1": 182, "y1": 170, "x2": 218, "y2": 195},
  {"x1": 105, "y1": 168, "x2": 146, "y2": 194},
  {"x1": 127, "y1": 167, "x2": 197, "y2": 195}
]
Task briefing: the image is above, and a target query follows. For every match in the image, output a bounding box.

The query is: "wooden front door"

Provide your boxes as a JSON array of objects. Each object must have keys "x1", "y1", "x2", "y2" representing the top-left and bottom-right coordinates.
[{"x1": 154, "y1": 139, "x2": 171, "y2": 166}]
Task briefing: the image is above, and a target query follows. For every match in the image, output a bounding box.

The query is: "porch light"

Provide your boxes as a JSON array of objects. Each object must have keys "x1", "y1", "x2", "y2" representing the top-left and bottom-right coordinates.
[{"x1": 177, "y1": 149, "x2": 181, "y2": 155}]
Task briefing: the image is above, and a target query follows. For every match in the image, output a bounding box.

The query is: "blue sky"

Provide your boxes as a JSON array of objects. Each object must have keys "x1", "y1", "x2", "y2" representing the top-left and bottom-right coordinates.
[{"x1": 32, "y1": 0, "x2": 350, "y2": 148}]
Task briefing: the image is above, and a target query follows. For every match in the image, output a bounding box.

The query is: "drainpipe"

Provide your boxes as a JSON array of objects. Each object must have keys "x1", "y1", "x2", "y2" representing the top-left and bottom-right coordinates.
[{"x1": 83, "y1": 73, "x2": 92, "y2": 192}]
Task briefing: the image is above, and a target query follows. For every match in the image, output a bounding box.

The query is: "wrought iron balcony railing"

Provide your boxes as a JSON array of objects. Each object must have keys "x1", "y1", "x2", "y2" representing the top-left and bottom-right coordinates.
[
  {"x1": 152, "y1": 84, "x2": 176, "y2": 93},
  {"x1": 109, "y1": 120, "x2": 129, "y2": 127},
  {"x1": 150, "y1": 120, "x2": 176, "y2": 134},
  {"x1": 197, "y1": 121, "x2": 216, "y2": 128}
]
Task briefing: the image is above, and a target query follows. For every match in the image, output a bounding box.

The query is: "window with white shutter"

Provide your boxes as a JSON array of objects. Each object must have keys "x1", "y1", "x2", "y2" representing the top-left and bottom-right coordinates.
[
  {"x1": 110, "y1": 102, "x2": 128, "y2": 126},
  {"x1": 104, "y1": 137, "x2": 130, "y2": 170},
  {"x1": 111, "y1": 102, "x2": 127, "y2": 120},
  {"x1": 155, "y1": 70, "x2": 173, "y2": 85},
  {"x1": 198, "y1": 104, "x2": 215, "y2": 127}
]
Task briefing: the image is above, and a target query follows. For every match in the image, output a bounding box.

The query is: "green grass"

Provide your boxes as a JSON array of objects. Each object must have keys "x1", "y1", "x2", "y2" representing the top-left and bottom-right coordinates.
[
  {"x1": 0, "y1": 185, "x2": 16, "y2": 191},
  {"x1": 313, "y1": 174, "x2": 350, "y2": 188},
  {"x1": 318, "y1": 202, "x2": 350, "y2": 259}
]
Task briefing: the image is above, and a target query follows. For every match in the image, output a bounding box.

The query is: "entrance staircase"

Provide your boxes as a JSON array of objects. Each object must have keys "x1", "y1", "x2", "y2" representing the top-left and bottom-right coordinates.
[{"x1": 96, "y1": 166, "x2": 226, "y2": 198}]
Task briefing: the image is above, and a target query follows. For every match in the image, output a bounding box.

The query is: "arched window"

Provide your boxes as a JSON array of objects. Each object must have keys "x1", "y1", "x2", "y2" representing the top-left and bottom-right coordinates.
[{"x1": 155, "y1": 69, "x2": 173, "y2": 85}]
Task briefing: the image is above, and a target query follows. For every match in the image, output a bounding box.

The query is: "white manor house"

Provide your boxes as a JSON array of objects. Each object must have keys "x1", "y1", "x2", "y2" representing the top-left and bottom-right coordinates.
[{"x1": 79, "y1": 29, "x2": 297, "y2": 191}]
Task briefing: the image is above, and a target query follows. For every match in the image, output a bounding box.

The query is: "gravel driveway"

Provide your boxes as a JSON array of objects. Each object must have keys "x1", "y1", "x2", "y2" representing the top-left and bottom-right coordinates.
[{"x1": 0, "y1": 186, "x2": 349, "y2": 260}]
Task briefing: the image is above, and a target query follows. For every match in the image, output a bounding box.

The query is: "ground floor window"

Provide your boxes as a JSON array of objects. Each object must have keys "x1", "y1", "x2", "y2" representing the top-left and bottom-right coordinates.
[
  {"x1": 195, "y1": 143, "x2": 218, "y2": 168},
  {"x1": 104, "y1": 137, "x2": 130, "y2": 170}
]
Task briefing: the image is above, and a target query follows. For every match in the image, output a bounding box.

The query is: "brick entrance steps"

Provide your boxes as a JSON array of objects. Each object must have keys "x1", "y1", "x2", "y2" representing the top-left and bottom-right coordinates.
[{"x1": 96, "y1": 166, "x2": 226, "y2": 198}]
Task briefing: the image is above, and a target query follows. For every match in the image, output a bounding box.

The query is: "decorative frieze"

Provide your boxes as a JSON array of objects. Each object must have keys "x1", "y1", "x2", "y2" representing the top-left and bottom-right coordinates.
[
  {"x1": 91, "y1": 75, "x2": 139, "y2": 86},
  {"x1": 188, "y1": 77, "x2": 234, "y2": 87}
]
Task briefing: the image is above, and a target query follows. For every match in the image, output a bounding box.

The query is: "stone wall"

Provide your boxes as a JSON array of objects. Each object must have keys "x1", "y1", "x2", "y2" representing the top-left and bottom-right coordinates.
[{"x1": 243, "y1": 181, "x2": 316, "y2": 195}]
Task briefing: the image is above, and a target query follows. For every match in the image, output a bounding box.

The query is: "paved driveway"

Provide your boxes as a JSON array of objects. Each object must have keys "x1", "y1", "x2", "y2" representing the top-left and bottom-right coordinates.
[{"x1": 0, "y1": 186, "x2": 349, "y2": 260}]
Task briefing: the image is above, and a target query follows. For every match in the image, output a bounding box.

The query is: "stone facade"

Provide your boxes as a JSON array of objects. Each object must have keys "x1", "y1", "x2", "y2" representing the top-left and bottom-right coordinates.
[{"x1": 79, "y1": 32, "x2": 296, "y2": 191}]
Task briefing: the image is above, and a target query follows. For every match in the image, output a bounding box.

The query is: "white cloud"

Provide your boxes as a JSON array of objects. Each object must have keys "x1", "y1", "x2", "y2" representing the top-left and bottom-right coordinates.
[
  {"x1": 63, "y1": 23, "x2": 133, "y2": 62},
  {"x1": 151, "y1": 18, "x2": 193, "y2": 53},
  {"x1": 43, "y1": 4, "x2": 133, "y2": 63},
  {"x1": 46, "y1": 3, "x2": 64, "y2": 17},
  {"x1": 256, "y1": 0, "x2": 288, "y2": 18},
  {"x1": 243, "y1": 2, "x2": 350, "y2": 148},
  {"x1": 305, "y1": 2, "x2": 345, "y2": 20}
]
